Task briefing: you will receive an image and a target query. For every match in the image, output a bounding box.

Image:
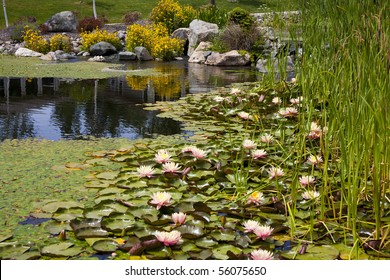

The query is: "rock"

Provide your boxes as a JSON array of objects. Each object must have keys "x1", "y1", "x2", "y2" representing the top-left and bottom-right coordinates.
[
  {"x1": 14, "y1": 47, "x2": 43, "y2": 57},
  {"x1": 117, "y1": 31, "x2": 126, "y2": 40},
  {"x1": 205, "y1": 50, "x2": 251, "y2": 66},
  {"x1": 188, "y1": 20, "x2": 219, "y2": 56},
  {"x1": 256, "y1": 55, "x2": 295, "y2": 73},
  {"x1": 45, "y1": 11, "x2": 77, "y2": 32},
  {"x1": 134, "y1": 46, "x2": 153, "y2": 61},
  {"x1": 188, "y1": 41, "x2": 212, "y2": 64},
  {"x1": 90, "y1": 42, "x2": 117, "y2": 56},
  {"x1": 118, "y1": 51, "x2": 137, "y2": 61},
  {"x1": 40, "y1": 52, "x2": 58, "y2": 61},
  {"x1": 172, "y1": 28, "x2": 190, "y2": 55},
  {"x1": 88, "y1": 56, "x2": 106, "y2": 62}
]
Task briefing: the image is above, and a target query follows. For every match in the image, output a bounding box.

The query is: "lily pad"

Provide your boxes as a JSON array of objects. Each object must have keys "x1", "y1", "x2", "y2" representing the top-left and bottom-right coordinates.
[
  {"x1": 0, "y1": 243, "x2": 30, "y2": 259},
  {"x1": 176, "y1": 225, "x2": 204, "y2": 239},
  {"x1": 101, "y1": 213, "x2": 136, "y2": 232},
  {"x1": 42, "y1": 201, "x2": 84, "y2": 213},
  {"x1": 96, "y1": 171, "x2": 120, "y2": 180},
  {"x1": 92, "y1": 239, "x2": 118, "y2": 253},
  {"x1": 41, "y1": 242, "x2": 83, "y2": 257},
  {"x1": 282, "y1": 245, "x2": 340, "y2": 260},
  {"x1": 212, "y1": 244, "x2": 242, "y2": 260},
  {"x1": 195, "y1": 237, "x2": 218, "y2": 248}
]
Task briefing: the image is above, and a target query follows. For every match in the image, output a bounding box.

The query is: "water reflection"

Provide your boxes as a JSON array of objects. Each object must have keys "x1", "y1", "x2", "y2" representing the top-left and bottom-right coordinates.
[{"x1": 0, "y1": 60, "x2": 260, "y2": 141}]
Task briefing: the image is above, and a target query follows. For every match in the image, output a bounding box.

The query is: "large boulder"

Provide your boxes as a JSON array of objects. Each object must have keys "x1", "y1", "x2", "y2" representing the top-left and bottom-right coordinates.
[
  {"x1": 118, "y1": 51, "x2": 137, "y2": 61},
  {"x1": 90, "y1": 42, "x2": 117, "y2": 56},
  {"x1": 205, "y1": 50, "x2": 251, "y2": 66},
  {"x1": 134, "y1": 46, "x2": 153, "y2": 61},
  {"x1": 45, "y1": 11, "x2": 77, "y2": 32},
  {"x1": 188, "y1": 41, "x2": 212, "y2": 64},
  {"x1": 14, "y1": 47, "x2": 42, "y2": 57},
  {"x1": 187, "y1": 20, "x2": 218, "y2": 56}
]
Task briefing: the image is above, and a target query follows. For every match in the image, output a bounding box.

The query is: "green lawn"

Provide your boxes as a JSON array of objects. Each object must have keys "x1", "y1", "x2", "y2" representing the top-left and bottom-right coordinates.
[{"x1": 0, "y1": 0, "x2": 299, "y2": 28}]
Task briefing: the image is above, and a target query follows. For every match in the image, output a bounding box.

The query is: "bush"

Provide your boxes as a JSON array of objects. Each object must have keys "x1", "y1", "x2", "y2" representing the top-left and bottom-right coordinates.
[
  {"x1": 227, "y1": 7, "x2": 255, "y2": 30},
  {"x1": 77, "y1": 16, "x2": 108, "y2": 32},
  {"x1": 49, "y1": 34, "x2": 72, "y2": 53},
  {"x1": 149, "y1": 0, "x2": 196, "y2": 33},
  {"x1": 10, "y1": 16, "x2": 37, "y2": 42},
  {"x1": 220, "y1": 23, "x2": 262, "y2": 51},
  {"x1": 196, "y1": 5, "x2": 228, "y2": 28},
  {"x1": 23, "y1": 27, "x2": 49, "y2": 53},
  {"x1": 123, "y1": 11, "x2": 142, "y2": 25},
  {"x1": 80, "y1": 29, "x2": 122, "y2": 51},
  {"x1": 126, "y1": 23, "x2": 183, "y2": 61}
]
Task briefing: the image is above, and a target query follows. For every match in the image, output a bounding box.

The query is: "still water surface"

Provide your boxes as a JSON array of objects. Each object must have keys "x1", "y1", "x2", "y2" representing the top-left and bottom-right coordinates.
[{"x1": 0, "y1": 60, "x2": 260, "y2": 141}]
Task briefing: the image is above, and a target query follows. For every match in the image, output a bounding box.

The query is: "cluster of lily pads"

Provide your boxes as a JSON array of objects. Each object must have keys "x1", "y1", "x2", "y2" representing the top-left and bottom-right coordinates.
[{"x1": 0, "y1": 81, "x2": 382, "y2": 260}]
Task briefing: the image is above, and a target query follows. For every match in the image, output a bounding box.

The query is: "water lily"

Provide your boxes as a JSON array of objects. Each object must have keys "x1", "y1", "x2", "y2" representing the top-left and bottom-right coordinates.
[
  {"x1": 247, "y1": 191, "x2": 265, "y2": 205},
  {"x1": 290, "y1": 96, "x2": 303, "y2": 104},
  {"x1": 260, "y1": 133, "x2": 274, "y2": 144},
  {"x1": 251, "y1": 249, "x2": 274, "y2": 260},
  {"x1": 268, "y1": 166, "x2": 284, "y2": 179},
  {"x1": 162, "y1": 162, "x2": 181, "y2": 173},
  {"x1": 307, "y1": 155, "x2": 323, "y2": 165},
  {"x1": 308, "y1": 121, "x2": 322, "y2": 139},
  {"x1": 214, "y1": 96, "x2": 225, "y2": 102},
  {"x1": 243, "y1": 220, "x2": 260, "y2": 233},
  {"x1": 172, "y1": 212, "x2": 186, "y2": 225},
  {"x1": 254, "y1": 225, "x2": 274, "y2": 240},
  {"x1": 150, "y1": 191, "x2": 172, "y2": 210},
  {"x1": 237, "y1": 111, "x2": 250, "y2": 120},
  {"x1": 230, "y1": 87, "x2": 241, "y2": 95},
  {"x1": 155, "y1": 230, "x2": 182, "y2": 246},
  {"x1": 191, "y1": 147, "x2": 207, "y2": 160},
  {"x1": 271, "y1": 97, "x2": 282, "y2": 105},
  {"x1": 154, "y1": 149, "x2": 172, "y2": 164},
  {"x1": 136, "y1": 165, "x2": 155, "y2": 178},
  {"x1": 258, "y1": 94, "x2": 265, "y2": 102},
  {"x1": 242, "y1": 139, "x2": 257, "y2": 149},
  {"x1": 252, "y1": 149, "x2": 267, "y2": 159},
  {"x1": 279, "y1": 107, "x2": 299, "y2": 118},
  {"x1": 302, "y1": 190, "x2": 320, "y2": 200},
  {"x1": 299, "y1": 175, "x2": 315, "y2": 186}
]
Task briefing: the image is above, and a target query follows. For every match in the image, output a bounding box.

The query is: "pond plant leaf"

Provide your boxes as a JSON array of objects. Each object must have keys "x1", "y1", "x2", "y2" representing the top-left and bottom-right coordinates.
[
  {"x1": 0, "y1": 243, "x2": 30, "y2": 259},
  {"x1": 176, "y1": 225, "x2": 204, "y2": 239},
  {"x1": 41, "y1": 242, "x2": 83, "y2": 257},
  {"x1": 212, "y1": 244, "x2": 242, "y2": 260},
  {"x1": 91, "y1": 239, "x2": 119, "y2": 253}
]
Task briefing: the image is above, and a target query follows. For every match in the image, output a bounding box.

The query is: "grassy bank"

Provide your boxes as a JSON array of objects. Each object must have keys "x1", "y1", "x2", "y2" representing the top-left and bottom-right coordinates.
[{"x1": 0, "y1": 0, "x2": 300, "y2": 28}]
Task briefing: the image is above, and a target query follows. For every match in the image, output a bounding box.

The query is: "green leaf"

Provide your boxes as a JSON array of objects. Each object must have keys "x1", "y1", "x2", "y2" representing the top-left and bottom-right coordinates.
[{"x1": 41, "y1": 242, "x2": 83, "y2": 257}]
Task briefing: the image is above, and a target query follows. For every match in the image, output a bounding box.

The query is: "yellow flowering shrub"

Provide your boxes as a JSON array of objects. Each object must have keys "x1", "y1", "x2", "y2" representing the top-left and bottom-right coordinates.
[
  {"x1": 23, "y1": 27, "x2": 49, "y2": 53},
  {"x1": 80, "y1": 29, "x2": 122, "y2": 51},
  {"x1": 126, "y1": 23, "x2": 183, "y2": 61},
  {"x1": 49, "y1": 34, "x2": 72, "y2": 53},
  {"x1": 149, "y1": 0, "x2": 196, "y2": 33}
]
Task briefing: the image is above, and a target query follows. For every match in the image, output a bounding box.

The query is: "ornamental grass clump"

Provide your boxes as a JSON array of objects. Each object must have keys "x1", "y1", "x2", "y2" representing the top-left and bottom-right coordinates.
[
  {"x1": 80, "y1": 28, "x2": 122, "y2": 51},
  {"x1": 126, "y1": 23, "x2": 183, "y2": 60}
]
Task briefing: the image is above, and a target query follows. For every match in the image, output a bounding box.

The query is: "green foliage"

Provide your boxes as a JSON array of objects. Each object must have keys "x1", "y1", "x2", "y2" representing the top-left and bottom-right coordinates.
[
  {"x1": 80, "y1": 29, "x2": 122, "y2": 51},
  {"x1": 10, "y1": 16, "x2": 37, "y2": 42},
  {"x1": 49, "y1": 34, "x2": 72, "y2": 52},
  {"x1": 22, "y1": 27, "x2": 49, "y2": 53},
  {"x1": 126, "y1": 23, "x2": 183, "y2": 61},
  {"x1": 227, "y1": 7, "x2": 255, "y2": 30},
  {"x1": 195, "y1": 5, "x2": 228, "y2": 28}
]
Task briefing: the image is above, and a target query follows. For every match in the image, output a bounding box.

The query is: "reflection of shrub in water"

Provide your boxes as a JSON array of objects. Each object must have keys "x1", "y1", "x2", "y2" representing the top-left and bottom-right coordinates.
[{"x1": 126, "y1": 68, "x2": 183, "y2": 100}]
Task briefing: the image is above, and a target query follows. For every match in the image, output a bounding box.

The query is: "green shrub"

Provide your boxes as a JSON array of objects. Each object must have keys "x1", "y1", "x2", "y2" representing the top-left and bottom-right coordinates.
[
  {"x1": 80, "y1": 29, "x2": 122, "y2": 51},
  {"x1": 10, "y1": 16, "x2": 37, "y2": 42},
  {"x1": 126, "y1": 23, "x2": 183, "y2": 60},
  {"x1": 227, "y1": 7, "x2": 255, "y2": 30},
  {"x1": 22, "y1": 27, "x2": 49, "y2": 53},
  {"x1": 49, "y1": 34, "x2": 72, "y2": 53},
  {"x1": 196, "y1": 5, "x2": 228, "y2": 28}
]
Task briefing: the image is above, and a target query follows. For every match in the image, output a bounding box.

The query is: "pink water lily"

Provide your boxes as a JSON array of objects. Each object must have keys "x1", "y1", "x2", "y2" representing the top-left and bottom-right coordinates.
[
  {"x1": 155, "y1": 149, "x2": 172, "y2": 164},
  {"x1": 268, "y1": 166, "x2": 284, "y2": 179},
  {"x1": 172, "y1": 212, "x2": 186, "y2": 225},
  {"x1": 254, "y1": 225, "x2": 273, "y2": 240},
  {"x1": 243, "y1": 220, "x2": 261, "y2": 233},
  {"x1": 308, "y1": 122, "x2": 322, "y2": 139},
  {"x1": 155, "y1": 230, "x2": 182, "y2": 246},
  {"x1": 238, "y1": 111, "x2": 250, "y2": 120},
  {"x1": 260, "y1": 133, "x2": 274, "y2": 144},
  {"x1": 246, "y1": 191, "x2": 265, "y2": 205},
  {"x1": 242, "y1": 139, "x2": 257, "y2": 149},
  {"x1": 299, "y1": 175, "x2": 315, "y2": 186},
  {"x1": 162, "y1": 162, "x2": 181, "y2": 173},
  {"x1": 307, "y1": 155, "x2": 323, "y2": 165},
  {"x1": 150, "y1": 191, "x2": 172, "y2": 210},
  {"x1": 136, "y1": 165, "x2": 155, "y2": 178},
  {"x1": 302, "y1": 190, "x2": 320, "y2": 200},
  {"x1": 252, "y1": 149, "x2": 267, "y2": 159},
  {"x1": 251, "y1": 249, "x2": 274, "y2": 260},
  {"x1": 279, "y1": 107, "x2": 299, "y2": 118}
]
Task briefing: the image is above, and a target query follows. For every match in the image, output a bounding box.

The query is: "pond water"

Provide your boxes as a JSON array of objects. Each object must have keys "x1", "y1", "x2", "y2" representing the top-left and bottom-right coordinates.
[{"x1": 0, "y1": 60, "x2": 260, "y2": 141}]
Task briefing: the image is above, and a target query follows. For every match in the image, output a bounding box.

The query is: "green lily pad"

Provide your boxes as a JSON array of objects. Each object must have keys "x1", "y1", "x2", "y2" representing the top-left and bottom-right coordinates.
[
  {"x1": 42, "y1": 201, "x2": 84, "y2": 213},
  {"x1": 176, "y1": 225, "x2": 204, "y2": 239},
  {"x1": 53, "y1": 207, "x2": 84, "y2": 221},
  {"x1": 84, "y1": 180, "x2": 110, "y2": 189},
  {"x1": 92, "y1": 239, "x2": 118, "y2": 253},
  {"x1": 96, "y1": 171, "x2": 120, "y2": 180},
  {"x1": 44, "y1": 221, "x2": 72, "y2": 235},
  {"x1": 41, "y1": 242, "x2": 83, "y2": 257},
  {"x1": 210, "y1": 228, "x2": 237, "y2": 241},
  {"x1": 0, "y1": 243, "x2": 30, "y2": 259},
  {"x1": 101, "y1": 213, "x2": 136, "y2": 232},
  {"x1": 282, "y1": 245, "x2": 340, "y2": 260},
  {"x1": 189, "y1": 249, "x2": 213, "y2": 260},
  {"x1": 212, "y1": 244, "x2": 242, "y2": 260},
  {"x1": 195, "y1": 237, "x2": 218, "y2": 248},
  {"x1": 74, "y1": 227, "x2": 110, "y2": 239}
]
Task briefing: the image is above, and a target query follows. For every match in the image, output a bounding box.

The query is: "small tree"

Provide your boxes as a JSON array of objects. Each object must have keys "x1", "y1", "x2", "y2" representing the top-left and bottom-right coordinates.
[{"x1": 2, "y1": 0, "x2": 9, "y2": 28}]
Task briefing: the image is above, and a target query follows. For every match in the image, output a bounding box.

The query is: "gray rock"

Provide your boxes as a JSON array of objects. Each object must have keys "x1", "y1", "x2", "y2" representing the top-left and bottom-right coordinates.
[
  {"x1": 45, "y1": 11, "x2": 77, "y2": 32},
  {"x1": 118, "y1": 51, "x2": 137, "y2": 61},
  {"x1": 39, "y1": 52, "x2": 58, "y2": 61},
  {"x1": 188, "y1": 20, "x2": 218, "y2": 56},
  {"x1": 88, "y1": 56, "x2": 106, "y2": 62},
  {"x1": 188, "y1": 41, "x2": 212, "y2": 64},
  {"x1": 90, "y1": 42, "x2": 117, "y2": 56},
  {"x1": 172, "y1": 28, "x2": 190, "y2": 41},
  {"x1": 205, "y1": 50, "x2": 251, "y2": 66},
  {"x1": 134, "y1": 46, "x2": 153, "y2": 61},
  {"x1": 14, "y1": 47, "x2": 43, "y2": 57},
  {"x1": 256, "y1": 55, "x2": 295, "y2": 73}
]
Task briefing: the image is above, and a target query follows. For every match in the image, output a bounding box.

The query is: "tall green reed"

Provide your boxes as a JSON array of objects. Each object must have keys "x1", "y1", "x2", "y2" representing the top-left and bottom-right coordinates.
[{"x1": 298, "y1": 0, "x2": 389, "y2": 253}]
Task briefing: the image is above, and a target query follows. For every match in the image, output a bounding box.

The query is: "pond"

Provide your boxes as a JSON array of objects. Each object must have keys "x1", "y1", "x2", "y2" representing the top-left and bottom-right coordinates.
[{"x1": 0, "y1": 59, "x2": 260, "y2": 141}]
